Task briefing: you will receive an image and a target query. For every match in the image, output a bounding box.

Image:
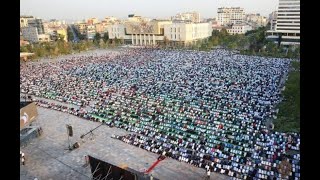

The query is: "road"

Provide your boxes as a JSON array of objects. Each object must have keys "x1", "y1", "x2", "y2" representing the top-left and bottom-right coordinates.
[{"x1": 68, "y1": 24, "x2": 80, "y2": 43}]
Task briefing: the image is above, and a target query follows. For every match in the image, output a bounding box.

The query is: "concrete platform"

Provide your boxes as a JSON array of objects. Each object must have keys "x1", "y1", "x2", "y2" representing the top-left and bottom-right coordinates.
[{"x1": 20, "y1": 107, "x2": 229, "y2": 180}]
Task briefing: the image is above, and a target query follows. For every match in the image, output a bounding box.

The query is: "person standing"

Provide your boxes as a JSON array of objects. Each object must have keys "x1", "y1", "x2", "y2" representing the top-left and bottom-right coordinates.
[
  {"x1": 21, "y1": 156, "x2": 25, "y2": 165},
  {"x1": 206, "y1": 169, "x2": 211, "y2": 180}
]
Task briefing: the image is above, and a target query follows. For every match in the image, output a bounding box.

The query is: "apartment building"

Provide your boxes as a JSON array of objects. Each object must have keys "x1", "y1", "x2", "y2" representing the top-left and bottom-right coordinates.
[{"x1": 266, "y1": 0, "x2": 300, "y2": 45}]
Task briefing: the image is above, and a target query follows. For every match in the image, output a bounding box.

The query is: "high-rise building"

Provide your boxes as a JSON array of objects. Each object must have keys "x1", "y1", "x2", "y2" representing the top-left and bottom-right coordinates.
[
  {"x1": 217, "y1": 7, "x2": 245, "y2": 26},
  {"x1": 266, "y1": 0, "x2": 300, "y2": 45}
]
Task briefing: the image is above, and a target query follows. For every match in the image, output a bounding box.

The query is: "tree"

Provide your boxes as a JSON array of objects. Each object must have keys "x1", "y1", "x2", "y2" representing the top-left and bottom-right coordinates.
[
  {"x1": 278, "y1": 33, "x2": 282, "y2": 47},
  {"x1": 219, "y1": 28, "x2": 229, "y2": 38},
  {"x1": 94, "y1": 32, "x2": 101, "y2": 44},
  {"x1": 20, "y1": 46, "x2": 28, "y2": 52},
  {"x1": 103, "y1": 32, "x2": 109, "y2": 43},
  {"x1": 99, "y1": 41, "x2": 107, "y2": 48},
  {"x1": 266, "y1": 41, "x2": 277, "y2": 54},
  {"x1": 67, "y1": 27, "x2": 74, "y2": 42}
]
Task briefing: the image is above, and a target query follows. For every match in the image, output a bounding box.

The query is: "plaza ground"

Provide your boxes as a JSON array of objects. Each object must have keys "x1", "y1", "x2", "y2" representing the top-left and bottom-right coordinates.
[{"x1": 20, "y1": 106, "x2": 229, "y2": 180}]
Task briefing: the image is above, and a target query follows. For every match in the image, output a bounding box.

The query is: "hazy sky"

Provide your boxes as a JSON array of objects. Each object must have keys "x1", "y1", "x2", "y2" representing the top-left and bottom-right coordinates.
[{"x1": 21, "y1": 0, "x2": 278, "y2": 21}]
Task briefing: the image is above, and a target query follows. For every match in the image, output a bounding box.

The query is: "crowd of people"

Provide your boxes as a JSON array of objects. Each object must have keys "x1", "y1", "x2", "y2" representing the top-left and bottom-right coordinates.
[{"x1": 20, "y1": 48, "x2": 300, "y2": 180}]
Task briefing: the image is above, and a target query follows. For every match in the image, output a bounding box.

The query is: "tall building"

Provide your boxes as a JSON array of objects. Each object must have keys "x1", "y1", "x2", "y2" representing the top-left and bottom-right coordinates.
[
  {"x1": 171, "y1": 12, "x2": 201, "y2": 23},
  {"x1": 266, "y1": 0, "x2": 300, "y2": 45},
  {"x1": 217, "y1": 7, "x2": 245, "y2": 26}
]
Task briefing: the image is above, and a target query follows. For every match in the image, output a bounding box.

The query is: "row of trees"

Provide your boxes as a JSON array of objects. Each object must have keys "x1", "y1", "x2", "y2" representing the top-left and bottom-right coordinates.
[
  {"x1": 193, "y1": 26, "x2": 300, "y2": 59},
  {"x1": 20, "y1": 30, "x2": 128, "y2": 60}
]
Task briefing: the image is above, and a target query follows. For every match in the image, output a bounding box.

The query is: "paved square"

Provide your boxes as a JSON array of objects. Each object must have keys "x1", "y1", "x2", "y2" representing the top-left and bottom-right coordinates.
[{"x1": 20, "y1": 107, "x2": 229, "y2": 180}]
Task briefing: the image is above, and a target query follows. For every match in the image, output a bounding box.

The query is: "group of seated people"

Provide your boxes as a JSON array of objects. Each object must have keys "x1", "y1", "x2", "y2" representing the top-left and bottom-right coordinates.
[{"x1": 22, "y1": 48, "x2": 300, "y2": 180}]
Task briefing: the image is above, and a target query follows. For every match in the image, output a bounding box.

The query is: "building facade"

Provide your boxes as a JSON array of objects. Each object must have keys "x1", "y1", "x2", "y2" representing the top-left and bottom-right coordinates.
[
  {"x1": 266, "y1": 0, "x2": 300, "y2": 45},
  {"x1": 28, "y1": 19, "x2": 45, "y2": 35},
  {"x1": 20, "y1": 16, "x2": 35, "y2": 28},
  {"x1": 163, "y1": 23, "x2": 211, "y2": 45},
  {"x1": 171, "y1": 12, "x2": 201, "y2": 23},
  {"x1": 217, "y1": 7, "x2": 245, "y2": 26},
  {"x1": 87, "y1": 18, "x2": 99, "y2": 25},
  {"x1": 87, "y1": 25, "x2": 96, "y2": 40},
  {"x1": 226, "y1": 24, "x2": 252, "y2": 35},
  {"x1": 38, "y1": 34, "x2": 51, "y2": 42},
  {"x1": 75, "y1": 22, "x2": 88, "y2": 35},
  {"x1": 21, "y1": 27, "x2": 39, "y2": 43},
  {"x1": 269, "y1": 11, "x2": 278, "y2": 31},
  {"x1": 108, "y1": 19, "x2": 211, "y2": 46},
  {"x1": 245, "y1": 14, "x2": 268, "y2": 28}
]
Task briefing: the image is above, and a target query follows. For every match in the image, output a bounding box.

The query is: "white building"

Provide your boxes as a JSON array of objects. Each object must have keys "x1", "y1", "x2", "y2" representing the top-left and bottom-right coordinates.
[
  {"x1": 226, "y1": 24, "x2": 252, "y2": 35},
  {"x1": 108, "y1": 19, "x2": 211, "y2": 46},
  {"x1": 217, "y1": 7, "x2": 245, "y2": 26},
  {"x1": 163, "y1": 23, "x2": 211, "y2": 45},
  {"x1": 108, "y1": 24, "x2": 126, "y2": 39},
  {"x1": 108, "y1": 20, "x2": 171, "y2": 46},
  {"x1": 266, "y1": 0, "x2": 300, "y2": 45}
]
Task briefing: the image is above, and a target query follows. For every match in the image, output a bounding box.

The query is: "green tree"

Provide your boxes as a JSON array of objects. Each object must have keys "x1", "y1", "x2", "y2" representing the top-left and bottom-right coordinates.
[
  {"x1": 94, "y1": 32, "x2": 101, "y2": 44},
  {"x1": 103, "y1": 32, "x2": 109, "y2": 43},
  {"x1": 20, "y1": 46, "x2": 28, "y2": 52},
  {"x1": 67, "y1": 27, "x2": 74, "y2": 42}
]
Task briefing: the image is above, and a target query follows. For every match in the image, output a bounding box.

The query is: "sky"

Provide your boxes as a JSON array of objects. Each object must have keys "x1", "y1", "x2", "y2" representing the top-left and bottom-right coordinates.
[{"x1": 20, "y1": 0, "x2": 279, "y2": 21}]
